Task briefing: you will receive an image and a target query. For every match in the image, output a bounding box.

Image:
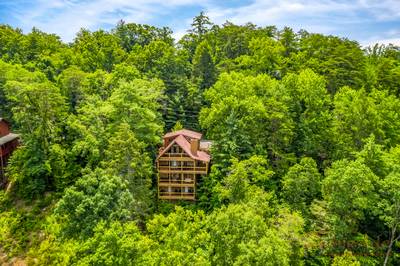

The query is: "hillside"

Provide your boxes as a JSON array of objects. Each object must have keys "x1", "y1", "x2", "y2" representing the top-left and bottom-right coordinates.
[{"x1": 0, "y1": 12, "x2": 400, "y2": 265}]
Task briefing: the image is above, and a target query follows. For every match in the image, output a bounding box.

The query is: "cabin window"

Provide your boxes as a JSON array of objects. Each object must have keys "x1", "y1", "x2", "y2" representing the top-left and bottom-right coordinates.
[
  {"x1": 159, "y1": 161, "x2": 169, "y2": 166},
  {"x1": 170, "y1": 145, "x2": 181, "y2": 154},
  {"x1": 183, "y1": 174, "x2": 194, "y2": 182},
  {"x1": 196, "y1": 161, "x2": 206, "y2": 167},
  {"x1": 184, "y1": 187, "x2": 194, "y2": 193},
  {"x1": 171, "y1": 173, "x2": 180, "y2": 181},
  {"x1": 183, "y1": 161, "x2": 194, "y2": 167},
  {"x1": 172, "y1": 187, "x2": 181, "y2": 193},
  {"x1": 160, "y1": 173, "x2": 169, "y2": 181}
]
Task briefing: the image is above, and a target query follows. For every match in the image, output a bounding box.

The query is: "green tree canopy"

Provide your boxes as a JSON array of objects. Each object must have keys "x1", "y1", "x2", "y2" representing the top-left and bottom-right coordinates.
[{"x1": 55, "y1": 168, "x2": 134, "y2": 238}]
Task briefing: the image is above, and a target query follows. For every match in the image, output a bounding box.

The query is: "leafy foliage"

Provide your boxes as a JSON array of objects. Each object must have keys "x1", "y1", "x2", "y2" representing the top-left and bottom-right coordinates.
[
  {"x1": 55, "y1": 168, "x2": 134, "y2": 238},
  {"x1": 281, "y1": 157, "x2": 321, "y2": 216},
  {"x1": 1, "y1": 12, "x2": 400, "y2": 265}
]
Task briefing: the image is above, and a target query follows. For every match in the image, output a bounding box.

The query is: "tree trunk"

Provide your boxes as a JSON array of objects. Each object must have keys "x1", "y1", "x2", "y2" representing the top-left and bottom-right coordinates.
[
  {"x1": 384, "y1": 227, "x2": 400, "y2": 266},
  {"x1": 383, "y1": 237, "x2": 393, "y2": 266}
]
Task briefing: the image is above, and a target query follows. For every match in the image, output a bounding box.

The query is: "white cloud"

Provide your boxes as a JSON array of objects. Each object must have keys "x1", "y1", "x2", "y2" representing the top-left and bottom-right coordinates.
[
  {"x1": 14, "y1": 0, "x2": 204, "y2": 42},
  {"x1": 361, "y1": 28, "x2": 400, "y2": 47},
  {"x1": 172, "y1": 28, "x2": 188, "y2": 42},
  {"x1": 205, "y1": 0, "x2": 372, "y2": 37},
  {"x1": 358, "y1": 0, "x2": 400, "y2": 21},
  {"x1": 376, "y1": 38, "x2": 400, "y2": 46},
  {"x1": 202, "y1": 0, "x2": 400, "y2": 44},
  {"x1": 207, "y1": 1, "x2": 355, "y2": 23},
  {"x1": 9, "y1": 0, "x2": 400, "y2": 44},
  {"x1": 362, "y1": 37, "x2": 400, "y2": 47}
]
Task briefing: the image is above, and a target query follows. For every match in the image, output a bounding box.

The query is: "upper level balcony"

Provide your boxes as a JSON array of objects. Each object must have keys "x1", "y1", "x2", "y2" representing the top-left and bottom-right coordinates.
[{"x1": 158, "y1": 160, "x2": 208, "y2": 174}]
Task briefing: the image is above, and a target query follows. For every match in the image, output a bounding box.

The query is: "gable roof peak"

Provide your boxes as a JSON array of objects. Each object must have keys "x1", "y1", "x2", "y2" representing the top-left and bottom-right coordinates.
[
  {"x1": 163, "y1": 128, "x2": 202, "y2": 140},
  {"x1": 158, "y1": 134, "x2": 210, "y2": 162}
]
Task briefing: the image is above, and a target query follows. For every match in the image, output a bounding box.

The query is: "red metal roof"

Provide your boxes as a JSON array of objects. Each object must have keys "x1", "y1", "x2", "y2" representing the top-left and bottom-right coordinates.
[
  {"x1": 157, "y1": 134, "x2": 210, "y2": 162},
  {"x1": 163, "y1": 129, "x2": 202, "y2": 140}
]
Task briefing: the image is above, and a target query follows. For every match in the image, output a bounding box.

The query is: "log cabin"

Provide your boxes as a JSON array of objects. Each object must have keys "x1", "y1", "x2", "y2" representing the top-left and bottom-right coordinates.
[
  {"x1": 156, "y1": 129, "x2": 211, "y2": 201},
  {"x1": 0, "y1": 118, "x2": 19, "y2": 183}
]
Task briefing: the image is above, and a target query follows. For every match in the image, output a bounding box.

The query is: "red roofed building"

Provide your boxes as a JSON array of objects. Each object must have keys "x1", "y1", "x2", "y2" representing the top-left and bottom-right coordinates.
[
  {"x1": 0, "y1": 118, "x2": 19, "y2": 183},
  {"x1": 157, "y1": 129, "x2": 211, "y2": 200}
]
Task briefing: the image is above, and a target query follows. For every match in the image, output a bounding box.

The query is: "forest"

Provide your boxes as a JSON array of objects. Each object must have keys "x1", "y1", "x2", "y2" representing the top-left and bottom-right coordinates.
[{"x1": 0, "y1": 12, "x2": 400, "y2": 265}]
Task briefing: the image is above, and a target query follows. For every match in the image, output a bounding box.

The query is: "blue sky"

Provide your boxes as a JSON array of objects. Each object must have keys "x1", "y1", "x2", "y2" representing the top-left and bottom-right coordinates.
[{"x1": 0, "y1": 0, "x2": 399, "y2": 46}]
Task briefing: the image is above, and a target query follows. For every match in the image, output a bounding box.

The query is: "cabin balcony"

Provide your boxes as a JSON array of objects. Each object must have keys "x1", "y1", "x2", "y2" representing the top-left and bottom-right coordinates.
[
  {"x1": 158, "y1": 159, "x2": 208, "y2": 172},
  {"x1": 158, "y1": 153, "x2": 190, "y2": 159},
  {"x1": 159, "y1": 192, "x2": 195, "y2": 200},
  {"x1": 159, "y1": 177, "x2": 195, "y2": 186},
  {"x1": 158, "y1": 166, "x2": 208, "y2": 174},
  {"x1": 158, "y1": 186, "x2": 196, "y2": 200}
]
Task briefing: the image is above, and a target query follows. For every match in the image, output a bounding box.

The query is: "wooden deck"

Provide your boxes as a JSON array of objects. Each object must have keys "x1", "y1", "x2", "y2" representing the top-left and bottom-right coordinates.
[
  {"x1": 158, "y1": 168, "x2": 208, "y2": 174},
  {"x1": 156, "y1": 135, "x2": 210, "y2": 201},
  {"x1": 159, "y1": 193, "x2": 195, "y2": 200},
  {"x1": 159, "y1": 182, "x2": 195, "y2": 187}
]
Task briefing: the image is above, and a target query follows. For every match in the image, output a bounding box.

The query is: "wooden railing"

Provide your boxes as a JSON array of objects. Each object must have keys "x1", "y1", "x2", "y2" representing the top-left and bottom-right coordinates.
[
  {"x1": 160, "y1": 153, "x2": 189, "y2": 158},
  {"x1": 159, "y1": 178, "x2": 195, "y2": 185},
  {"x1": 158, "y1": 166, "x2": 207, "y2": 172},
  {"x1": 159, "y1": 192, "x2": 194, "y2": 196},
  {"x1": 159, "y1": 192, "x2": 195, "y2": 200}
]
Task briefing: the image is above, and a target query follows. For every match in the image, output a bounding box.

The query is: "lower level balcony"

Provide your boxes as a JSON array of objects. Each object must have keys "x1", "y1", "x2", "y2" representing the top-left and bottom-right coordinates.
[{"x1": 159, "y1": 192, "x2": 195, "y2": 200}]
